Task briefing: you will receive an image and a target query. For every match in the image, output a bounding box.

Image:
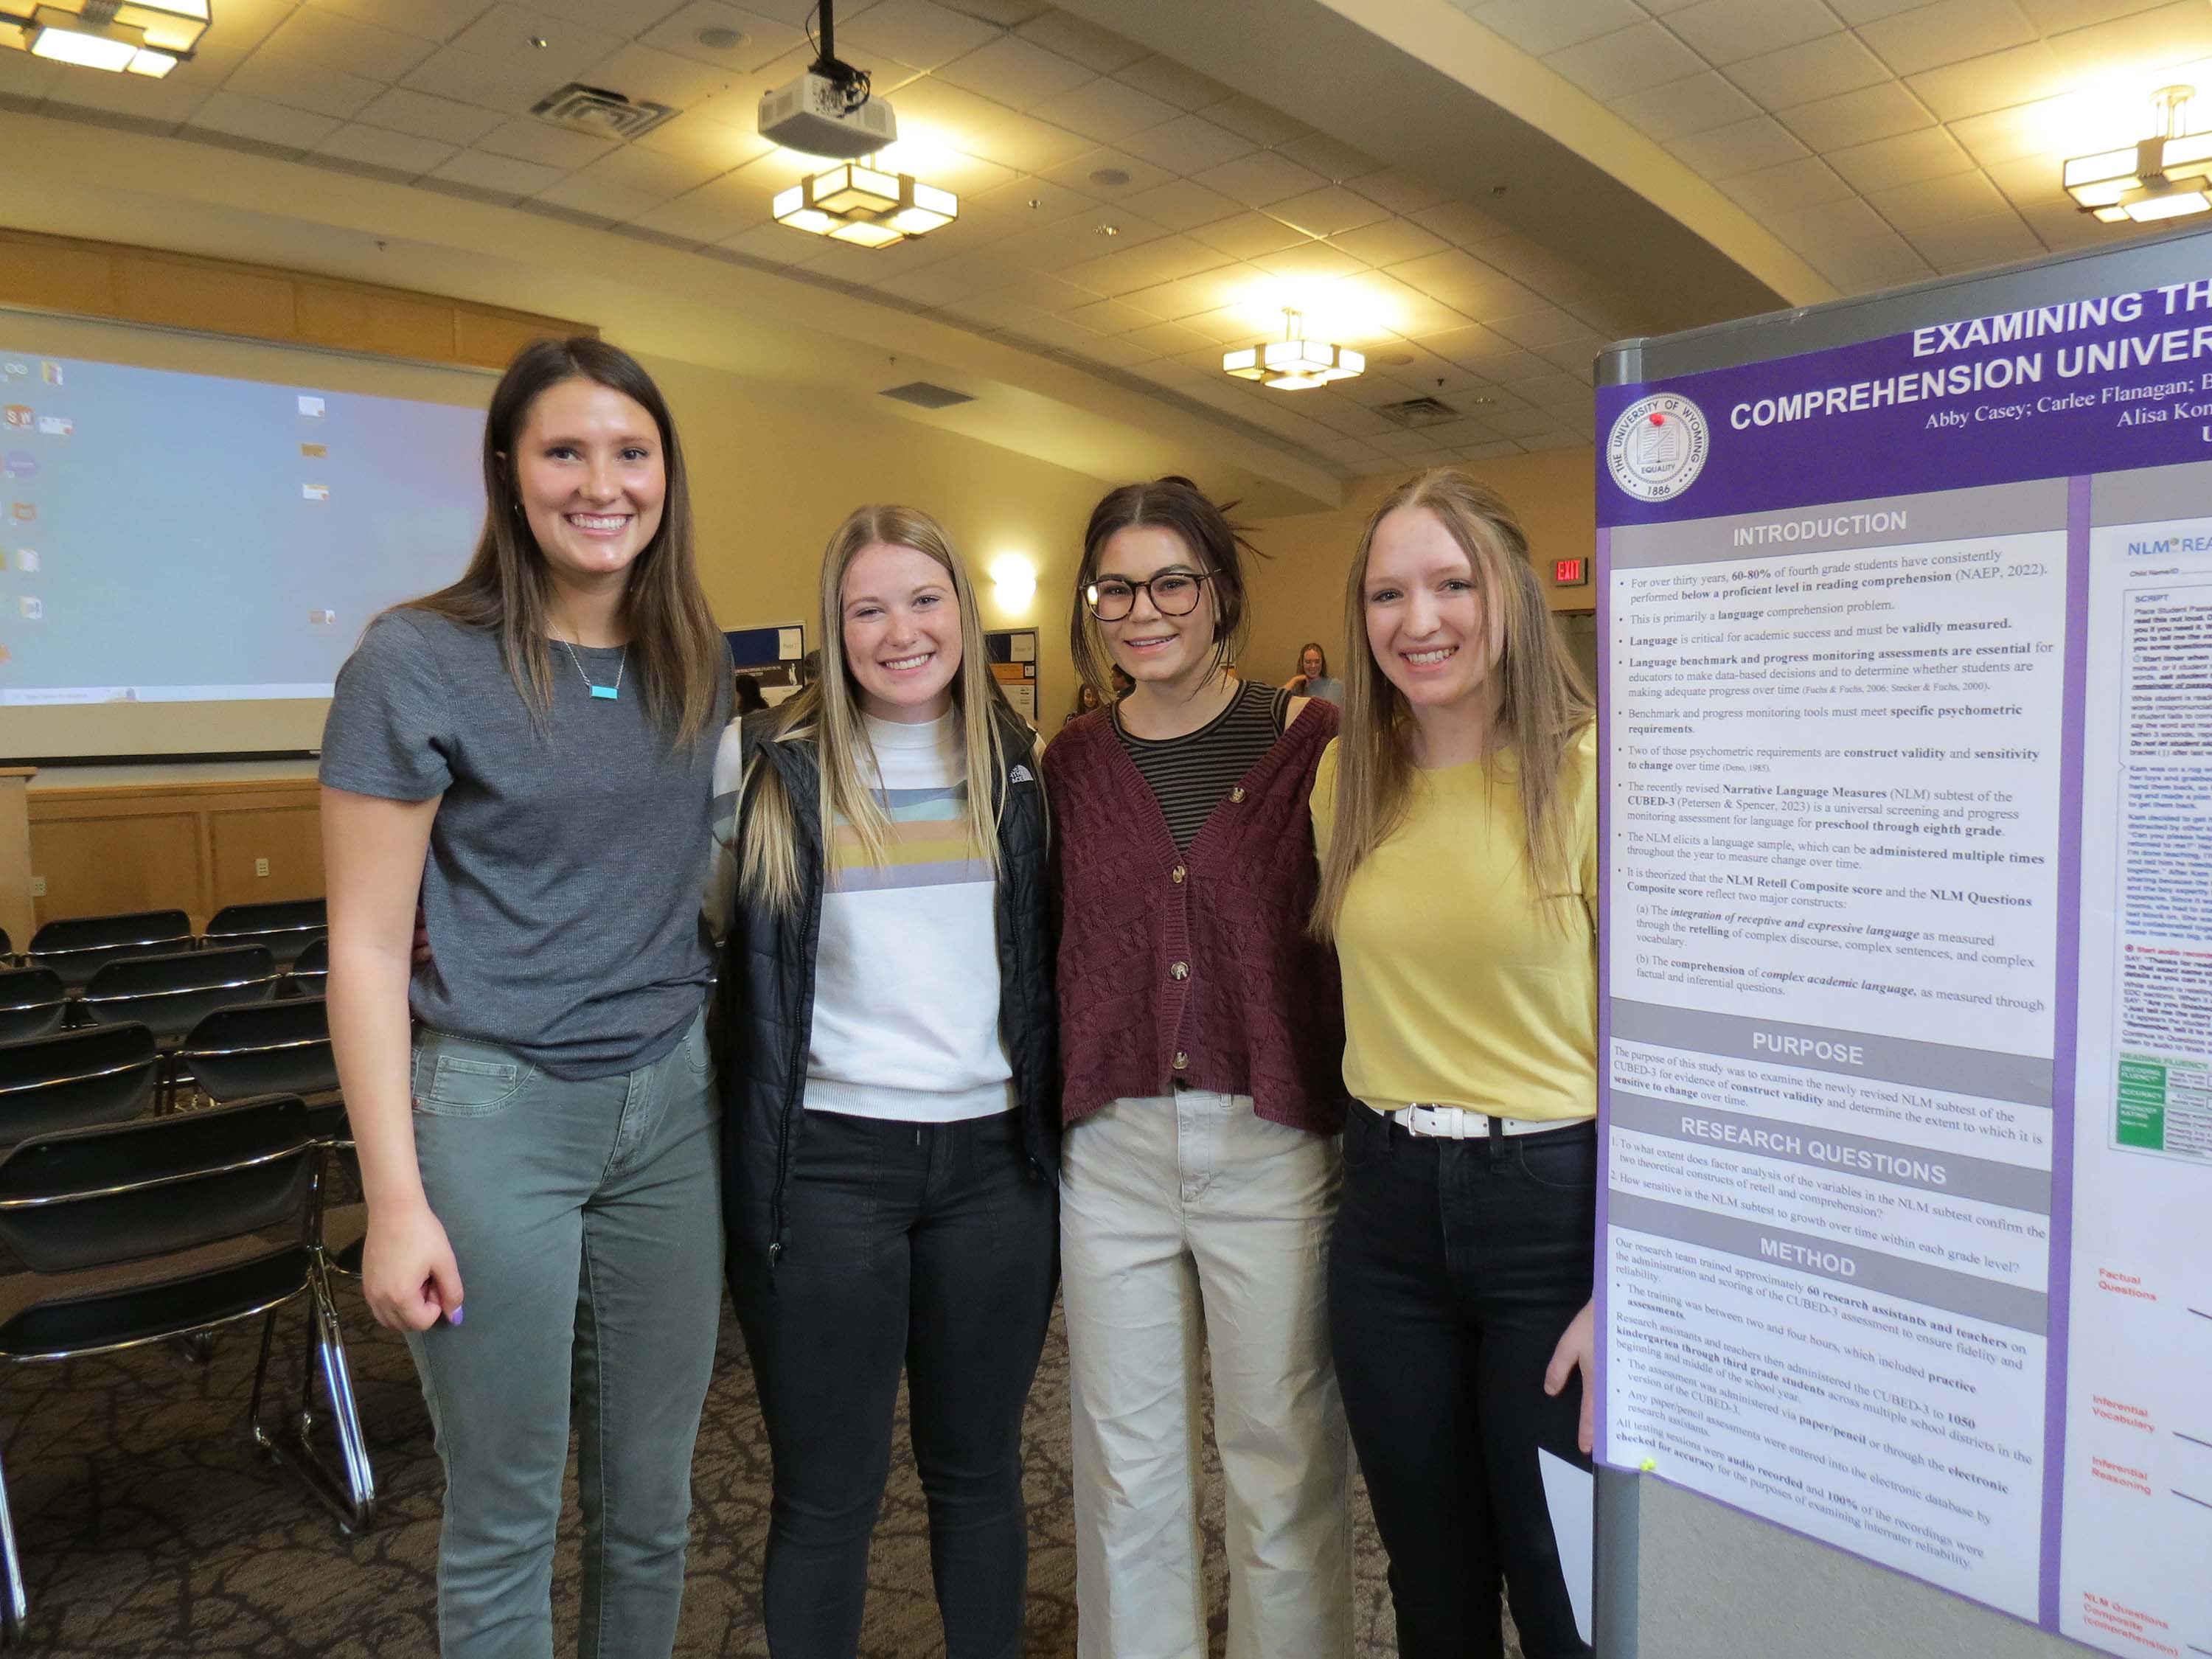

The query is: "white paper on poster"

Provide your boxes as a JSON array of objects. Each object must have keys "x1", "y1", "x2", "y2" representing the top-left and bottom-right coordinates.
[
  {"x1": 776, "y1": 627, "x2": 801, "y2": 660},
  {"x1": 1010, "y1": 632, "x2": 1036, "y2": 662}
]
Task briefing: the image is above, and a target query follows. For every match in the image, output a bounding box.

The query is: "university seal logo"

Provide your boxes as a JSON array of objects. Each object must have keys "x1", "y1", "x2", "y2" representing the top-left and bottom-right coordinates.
[{"x1": 1607, "y1": 393, "x2": 1709, "y2": 502}]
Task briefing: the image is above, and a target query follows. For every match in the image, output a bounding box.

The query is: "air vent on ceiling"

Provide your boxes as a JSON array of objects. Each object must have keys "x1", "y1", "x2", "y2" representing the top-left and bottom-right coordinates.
[
  {"x1": 1374, "y1": 395, "x2": 1460, "y2": 428},
  {"x1": 880, "y1": 381, "x2": 975, "y2": 409},
  {"x1": 531, "y1": 83, "x2": 678, "y2": 142}
]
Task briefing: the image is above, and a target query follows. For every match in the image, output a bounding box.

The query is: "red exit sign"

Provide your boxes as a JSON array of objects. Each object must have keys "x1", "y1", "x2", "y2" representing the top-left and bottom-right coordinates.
[{"x1": 1554, "y1": 557, "x2": 1590, "y2": 586}]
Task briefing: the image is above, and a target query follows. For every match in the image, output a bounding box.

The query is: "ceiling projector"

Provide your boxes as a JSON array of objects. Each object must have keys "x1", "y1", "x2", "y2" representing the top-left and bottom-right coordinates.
[{"x1": 759, "y1": 68, "x2": 897, "y2": 159}]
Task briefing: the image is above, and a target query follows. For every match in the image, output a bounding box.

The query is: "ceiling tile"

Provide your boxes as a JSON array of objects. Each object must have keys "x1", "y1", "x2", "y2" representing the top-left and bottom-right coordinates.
[
  {"x1": 717, "y1": 222, "x2": 811, "y2": 263},
  {"x1": 1267, "y1": 184, "x2": 1392, "y2": 237},
  {"x1": 2045, "y1": 0, "x2": 2212, "y2": 77},
  {"x1": 1717, "y1": 155, "x2": 1858, "y2": 215},
  {"x1": 430, "y1": 146, "x2": 567, "y2": 197},
  {"x1": 1344, "y1": 167, "x2": 1453, "y2": 215},
  {"x1": 626, "y1": 181, "x2": 768, "y2": 243},
  {"x1": 1666, "y1": 116, "x2": 1811, "y2": 178},
  {"x1": 1407, "y1": 200, "x2": 1515, "y2": 243},
  {"x1": 1868, "y1": 167, "x2": 2009, "y2": 227},
  {"x1": 1468, "y1": 0, "x2": 1646, "y2": 55},
  {"x1": 448, "y1": 4, "x2": 624, "y2": 83},
  {"x1": 1728, "y1": 31, "x2": 1893, "y2": 106},
  {"x1": 528, "y1": 0, "x2": 689, "y2": 26},
  {"x1": 936, "y1": 35, "x2": 1098, "y2": 109},
  {"x1": 1665, "y1": 0, "x2": 1840, "y2": 66},
  {"x1": 478, "y1": 114, "x2": 618, "y2": 168},
  {"x1": 302, "y1": 0, "x2": 494, "y2": 42},
  {"x1": 1388, "y1": 248, "x2": 1541, "y2": 313},
  {"x1": 1115, "y1": 177, "x2": 1247, "y2": 231},
  {"x1": 1197, "y1": 93, "x2": 1310, "y2": 147},
  {"x1": 313, "y1": 122, "x2": 456, "y2": 175},
  {"x1": 637, "y1": 3, "x2": 807, "y2": 74},
  {"x1": 1120, "y1": 113, "x2": 1256, "y2": 175},
  {"x1": 1043, "y1": 74, "x2": 1183, "y2": 142},
  {"x1": 1037, "y1": 145, "x2": 1176, "y2": 195},
  {"x1": 188, "y1": 89, "x2": 341, "y2": 150},
  {"x1": 1544, "y1": 22, "x2": 1708, "y2": 99},
  {"x1": 1248, "y1": 240, "x2": 1374, "y2": 285},
  {"x1": 43, "y1": 72, "x2": 206, "y2": 125},
  {"x1": 1059, "y1": 234, "x2": 1231, "y2": 296},
  {"x1": 402, "y1": 44, "x2": 574, "y2": 114},
  {"x1": 1827, "y1": 0, "x2": 1945, "y2": 18},
  {"x1": 1012, "y1": 11, "x2": 1146, "y2": 72},
  {"x1": 1860, "y1": 0, "x2": 2038, "y2": 75},
  {"x1": 973, "y1": 108, "x2": 1096, "y2": 172},
  {"x1": 1983, "y1": 153, "x2": 2074, "y2": 211},
  {"x1": 263, "y1": 7, "x2": 439, "y2": 80},
  {"x1": 1329, "y1": 216, "x2": 1454, "y2": 266},
  {"x1": 1910, "y1": 208, "x2": 2044, "y2": 268},
  {"x1": 1774, "y1": 80, "x2": 1936, "y2": 150},
  {"x1": 1063, "y1": 296, "x2": 1158, "y2": 333},
  {"x1": 1611, "y1": 71, "x2": 1760, "y2": 142},
  {"x1": 1192, "y1": 150, "x2": 1332, "y2": 209},
  {"x1": 1117, "y1": 265, "x2": 1253, "y2": 321},
  {"x1": 144, "y1": 42, "x2": 249, "y2": 88},
  {"x1": 183, "y1": 0, "x2": 296, "y2": 55},
  {"x1": 575, "y1": 43, "x2": 745, "y2": 107},
  {"x1": 225, "y1": 52, "x2": 386, "y2": 120},
  {"x1": 1181, "y1": 305, "x2": 1271, "y2": 344},
  {"x1": 1122, "y1": 319, "x2": 1221, "y2": 358},
  {"x1": 1186, "y1": 210, "x2": 1315, "y2": 260},
  {"x1": 1945, "y1": 96, "x2": 2074, "y2": 165},
  {"x1": 1114, "y1": 55, "x2": 1236, "y2": 111},
  {"x1": 1761, "y1": 195, "x2": 1896, "y2": 248},
  {"x1": 839, "y1": 0, "x2": 1001, "y2": 71},
  {"x1": 1903, "y1": 41, "x2": 2070, "y2": 119},
  {"x1": 574, "y1": 142, "x2": 726, "y2": 195},
  {"x1": 1272, "y1": 132, "x2": 1383, "y2": 184},
  {"x1": 630, "y1": 111, "x2": 776, "y2": 170},
  {"x1": 1829, "y1": 125, "x2": 1978, "y2": 190},
  {"x1": 358, "y1": 86, "x2": 506, "y2": 145},
  {"x1": 2015, "y1": 0, "x2": 2167, "y2": 25}
]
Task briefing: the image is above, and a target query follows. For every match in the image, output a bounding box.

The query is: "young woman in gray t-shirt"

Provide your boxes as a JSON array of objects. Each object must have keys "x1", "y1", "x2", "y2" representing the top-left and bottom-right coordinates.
[{"x1": 320, "y1": 338, "x2": 728, "y2": 1656}]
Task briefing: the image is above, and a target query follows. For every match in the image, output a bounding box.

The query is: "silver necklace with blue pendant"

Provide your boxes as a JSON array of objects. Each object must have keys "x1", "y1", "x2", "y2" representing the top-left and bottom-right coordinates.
[{"x1": 559, "y1": 636, "x2": 625, "y2": 700}]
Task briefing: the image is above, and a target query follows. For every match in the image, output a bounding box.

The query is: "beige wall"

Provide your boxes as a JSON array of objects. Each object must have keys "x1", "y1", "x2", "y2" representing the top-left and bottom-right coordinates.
[{"x1": 1241, "y1": 447, "x2": 1597, "y2": 687}]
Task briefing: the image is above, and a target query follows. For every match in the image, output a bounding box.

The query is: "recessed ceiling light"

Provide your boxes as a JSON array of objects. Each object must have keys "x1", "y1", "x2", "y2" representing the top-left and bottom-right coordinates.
[
  {"x1": 1376, "y1": 351, "x2": 1414, "y2": 366},
  {"x1": 529, "y1": 35, "x2": 549, "y2": 48},
  {"x1": 1027, "y1": 197, "x2": 1043, "y2": 209},
  {"x1": 697, "y1": 25, "x2": 746, "y2": 49},
  {"x1": 1088, "y1": 167, "x2": 1130, "y2": 187},
  {"x1": 1096, "y1": 223, "x2": 1120, "y2": 237}
]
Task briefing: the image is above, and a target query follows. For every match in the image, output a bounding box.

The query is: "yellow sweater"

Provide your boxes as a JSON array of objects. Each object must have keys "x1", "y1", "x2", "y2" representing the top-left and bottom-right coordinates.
[{"x1": 1312, "y1": 728, "x2": 1597, "y2": 1123}]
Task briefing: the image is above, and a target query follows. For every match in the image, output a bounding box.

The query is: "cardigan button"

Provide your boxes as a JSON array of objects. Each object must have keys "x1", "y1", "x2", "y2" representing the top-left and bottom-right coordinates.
[
  {"x1": 1228, "y1": 786, "x2": 1246, "y2": 804},
  {"x1": 1171, "y1": 863, "x2": 1186, "y2": 883},
  {"x1": 1169, "y1": 960, "x2": 1189, "y2": 981},
  {"x1": 1173, "y1": 1051, "x2": 1189, "y2": 1069}
]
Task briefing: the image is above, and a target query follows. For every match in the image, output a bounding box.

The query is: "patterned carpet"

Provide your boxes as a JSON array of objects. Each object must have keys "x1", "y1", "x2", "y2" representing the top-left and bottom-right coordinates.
[{"x1": 0, "y1": 1292, "x2": 1520, "y2": 1656}]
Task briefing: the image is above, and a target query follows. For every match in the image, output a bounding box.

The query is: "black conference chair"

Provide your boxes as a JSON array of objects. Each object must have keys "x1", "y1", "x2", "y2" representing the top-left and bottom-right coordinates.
[
  {"x1": 0, "y1": 967, "x2": 67, "y2": 1046},
  {"x1": 27, "y1": 909, "x2": 194, "y2": 992},
  {"x1": 177, "y1": 998, "x2": 339, "y2": 1106},
  {"x1": 80, "y1": 947, "x2": 279, "y2": 1113},
  {"x1": 282, "y1": 936, "x2": 330, "y2": 1000},
  {"x1": 0, "y1": 926, "x2": 11, "y2": 963},
  {"x1": 0, "y1": 1096, "x2": 375, "y2": 1637},
  {"x1": 0, "y1": 1023, "x2": 159, "y2": 1147},
  {"x1": 203, "y1": 899, "x2": 327, "y2": 968}
]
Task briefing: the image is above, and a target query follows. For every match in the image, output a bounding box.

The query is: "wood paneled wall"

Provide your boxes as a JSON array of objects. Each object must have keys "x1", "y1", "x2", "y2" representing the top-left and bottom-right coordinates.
[
  {"x1": 29, "y1": 778, "x2": 322, "y2": 933},
  {"x1": 0, "y1": 229, "x2": 593, "y2": 369}
]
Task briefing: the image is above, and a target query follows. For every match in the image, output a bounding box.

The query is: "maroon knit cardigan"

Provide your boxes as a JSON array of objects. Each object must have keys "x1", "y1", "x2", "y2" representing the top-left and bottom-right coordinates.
[{"x1": 1044, "y1": 698, "x2": 1349, "y2": 1135}]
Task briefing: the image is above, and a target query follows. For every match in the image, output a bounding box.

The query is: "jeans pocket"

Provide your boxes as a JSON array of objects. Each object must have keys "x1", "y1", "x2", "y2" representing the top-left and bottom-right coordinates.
[
  {"x1": 1516, "y1": 1127, "x2": 1599, "y2": 1192},
  {"x1": 1340, "y1": 1105, "x2": 1379, "y2": 1169},
  {"x1": 681, "y1": 1012, "x2": 714, "y2": 1075},
  {"x1": 413, "y1": 1044, "x2": 532, "y2": 1118}
]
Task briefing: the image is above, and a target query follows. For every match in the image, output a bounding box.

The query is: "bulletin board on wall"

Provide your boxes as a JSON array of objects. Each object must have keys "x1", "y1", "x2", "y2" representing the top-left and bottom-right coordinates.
[
  {"x1": 726, "y1": 623, "x2": 806, "y2": 695},
  {"x1": 984, "y1": 629, "x2": 1037, "y2": 726}
]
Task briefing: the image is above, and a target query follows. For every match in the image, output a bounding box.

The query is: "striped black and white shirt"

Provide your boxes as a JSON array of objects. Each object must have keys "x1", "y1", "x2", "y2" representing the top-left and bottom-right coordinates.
[{"x1": 1116, "y1": 678, "x2": 1292, "y2": 851}]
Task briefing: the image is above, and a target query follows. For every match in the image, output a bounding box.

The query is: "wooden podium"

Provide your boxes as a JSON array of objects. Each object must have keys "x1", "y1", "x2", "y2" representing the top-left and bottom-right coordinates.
[{"x1": 0, "y1": 767, "x2": 33, "y2": 950}]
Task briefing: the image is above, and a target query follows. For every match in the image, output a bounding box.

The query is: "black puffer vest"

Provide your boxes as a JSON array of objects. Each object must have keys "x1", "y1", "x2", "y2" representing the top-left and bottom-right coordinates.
[{"x1": 717, "y1": 704, "x2": 1059, "y2": 1267}]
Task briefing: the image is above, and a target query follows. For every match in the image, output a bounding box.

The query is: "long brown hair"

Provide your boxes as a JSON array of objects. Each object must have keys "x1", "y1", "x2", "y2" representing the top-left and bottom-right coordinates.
[
  {"x1": 404, "y1": 335, "x2": 723, "y2": 744},
  {"x1": 1312, "y1": 470, "x2": 1593, "y2": 937},
  {"x1": 1068, "y1": 476, "x2": 1263, "y2": 695},
  {"x1": 741, "y1": 505, "x2": 1018, "y2": 913}
]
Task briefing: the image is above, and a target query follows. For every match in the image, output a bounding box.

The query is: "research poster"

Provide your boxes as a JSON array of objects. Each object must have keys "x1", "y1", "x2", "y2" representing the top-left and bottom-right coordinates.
[{"x1": 1596, "y1": 276, "x2": 2212, "y2": 1655}]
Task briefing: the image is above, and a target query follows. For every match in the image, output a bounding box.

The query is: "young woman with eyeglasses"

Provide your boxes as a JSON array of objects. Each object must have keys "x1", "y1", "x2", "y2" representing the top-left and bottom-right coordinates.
[
  {"x1": 1042, "y1": 476, "x2": 1353, "y2": 1659},
  {"x1": 1310, "y1": 470, "x2": 1599, "y2": 1659},
  {"x1": 321, "y1": 338, "x2": 728, "y2": 1655},
  {"x1": 712, "y1": 504, "x2": 1058, "y2": 1659}
]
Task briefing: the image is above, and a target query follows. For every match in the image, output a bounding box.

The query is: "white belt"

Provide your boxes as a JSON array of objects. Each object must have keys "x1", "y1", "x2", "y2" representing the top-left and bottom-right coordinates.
[{"x1": 1365, "y1": 1099, "x2": 1586, "y2": 1139}]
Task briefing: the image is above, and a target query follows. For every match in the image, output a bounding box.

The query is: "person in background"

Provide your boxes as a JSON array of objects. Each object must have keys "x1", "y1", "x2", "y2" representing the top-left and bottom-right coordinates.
[
  {"x1": 1110, "y1": 664, "x2": 1135, "y2": 700},
  {"x1": 321, "y1": 338, "x2": 728, "y2": 1657},
  {"x1": 1310, "y1": 469, "x2": 1598, "y2": 1659},
  {"x1": 1044, "y1": 476, "x2": 1352, "y2": 1659},
  {"x1": 714, "y1": 504, "x2": 1059, "y2": 1659},
  {"x1": 732, "y1": 672, "x2": 769, "y2": 716},
  {"x1": 1062, "y1": 681, "x2": 1104, "y2": 727},
  {"x1": 1284, "y1": 641, "x2": 1344, "y2": 704}
]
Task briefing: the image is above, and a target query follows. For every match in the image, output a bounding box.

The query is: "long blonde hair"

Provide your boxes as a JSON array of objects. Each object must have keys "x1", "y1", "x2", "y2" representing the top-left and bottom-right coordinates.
[
  {"x1": 741, "y1": 505, "x2": 1014, "y2": 912},
  {"x1": 405, "y1": 337, "x2": 725, "y2": 745},
  {"x1": 1312, "y1": 470, "x2": 1593, "y2": 938}
]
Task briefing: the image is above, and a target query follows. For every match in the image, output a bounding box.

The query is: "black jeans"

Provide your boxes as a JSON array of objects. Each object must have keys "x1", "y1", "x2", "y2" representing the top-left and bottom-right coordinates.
[
  {"x1": 729, "y1": 1107, "x2": 1059, "y2": 1659},
  {"x1": 1329, "y1": 1105, "x2": 1597, "y2": 1659}
]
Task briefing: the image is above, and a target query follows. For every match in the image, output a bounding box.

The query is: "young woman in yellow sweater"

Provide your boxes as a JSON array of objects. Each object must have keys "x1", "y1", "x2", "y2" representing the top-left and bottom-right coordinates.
[{"x1": 1311, "y1": 469, "x2": 1598, "y2": 1659}]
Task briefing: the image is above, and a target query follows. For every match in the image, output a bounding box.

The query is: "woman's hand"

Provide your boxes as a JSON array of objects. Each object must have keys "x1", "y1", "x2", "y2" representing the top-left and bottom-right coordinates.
[
  {"x1": 1544, "y1": 1298, "x2": 1597, "y2": 1455},
  {"x1": 361, "y1": 1200, "x2": 465, "y2": 1332}
]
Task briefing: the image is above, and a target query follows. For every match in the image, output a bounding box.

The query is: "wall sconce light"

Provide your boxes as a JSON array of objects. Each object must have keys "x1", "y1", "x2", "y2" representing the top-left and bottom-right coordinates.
[{"x1": 989, "y1": 553, "x2": 1037, "y2": 612}]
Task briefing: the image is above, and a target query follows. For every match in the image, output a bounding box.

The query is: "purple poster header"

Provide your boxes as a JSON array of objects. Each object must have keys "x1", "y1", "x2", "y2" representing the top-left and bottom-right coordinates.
[{"x1": 1598, "y1": 276, "x2": 2212, "y2": 526}]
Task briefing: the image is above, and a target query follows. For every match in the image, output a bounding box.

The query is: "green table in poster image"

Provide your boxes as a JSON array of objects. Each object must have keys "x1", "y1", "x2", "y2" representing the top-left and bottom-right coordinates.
[{"x1": 2115, "y1": 1054, "x2": 2212, "y2": 1158}]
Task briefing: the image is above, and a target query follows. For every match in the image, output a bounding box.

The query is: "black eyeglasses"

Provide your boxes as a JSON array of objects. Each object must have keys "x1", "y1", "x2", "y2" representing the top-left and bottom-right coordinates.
[{"x1": 1085, "y1": 571, "x2": 1213, "y2": 622}]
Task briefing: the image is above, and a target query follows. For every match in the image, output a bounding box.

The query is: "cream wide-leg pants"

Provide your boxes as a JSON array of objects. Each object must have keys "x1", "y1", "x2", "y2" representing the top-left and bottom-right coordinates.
[{"x1": 1060, "y1": 1089, "x2": 1352, "y2": 1659}]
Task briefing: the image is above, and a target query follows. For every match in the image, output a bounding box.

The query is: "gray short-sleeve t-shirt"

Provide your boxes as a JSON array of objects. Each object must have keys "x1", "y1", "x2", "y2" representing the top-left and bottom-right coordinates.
[{"x1": 319, "y1": 610, "x2": 722, "y2": 1080}]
